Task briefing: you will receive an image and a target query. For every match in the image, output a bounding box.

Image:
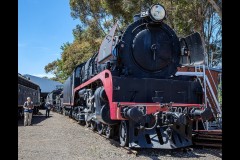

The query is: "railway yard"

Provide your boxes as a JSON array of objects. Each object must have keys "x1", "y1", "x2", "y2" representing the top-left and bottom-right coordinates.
[{"x1": 18, "y1": 110, "x2": 222, "y2": 160}]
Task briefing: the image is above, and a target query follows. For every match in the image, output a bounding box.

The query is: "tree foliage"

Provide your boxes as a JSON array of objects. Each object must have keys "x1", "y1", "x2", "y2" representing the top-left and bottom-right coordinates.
[{"x1": 44, "y1": 0, "x2": 222, "y2": 82}]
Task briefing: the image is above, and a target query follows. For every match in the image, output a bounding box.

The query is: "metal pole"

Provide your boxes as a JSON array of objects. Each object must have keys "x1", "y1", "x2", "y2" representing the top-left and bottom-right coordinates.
[{"x1": 203, "y1": 65, "x2": 207, "y2": 109}]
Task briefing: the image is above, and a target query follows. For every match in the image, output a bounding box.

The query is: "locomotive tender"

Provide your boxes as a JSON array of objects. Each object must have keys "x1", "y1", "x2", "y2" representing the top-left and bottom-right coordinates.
[{"x1": 61, "y1": 3, "x2": 209, "y2": 149}]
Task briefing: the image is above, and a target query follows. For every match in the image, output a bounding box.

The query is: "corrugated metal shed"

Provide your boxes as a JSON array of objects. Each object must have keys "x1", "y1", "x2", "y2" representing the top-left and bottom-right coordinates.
[{"x1": 23, "y1": 74, "x2": 63, "y2": 93}]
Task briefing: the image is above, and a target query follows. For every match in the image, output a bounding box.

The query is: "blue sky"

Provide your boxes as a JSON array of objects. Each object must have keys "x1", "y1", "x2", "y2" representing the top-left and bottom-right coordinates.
[{"x1": 18, "y1": 0, "x2": 80, "y2": 78}]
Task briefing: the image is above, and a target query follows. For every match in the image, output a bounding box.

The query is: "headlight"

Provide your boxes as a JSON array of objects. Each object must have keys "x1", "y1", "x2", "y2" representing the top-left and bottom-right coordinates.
[{"x1": 149, "y1": 4, "x2": 166, "y2": 22}]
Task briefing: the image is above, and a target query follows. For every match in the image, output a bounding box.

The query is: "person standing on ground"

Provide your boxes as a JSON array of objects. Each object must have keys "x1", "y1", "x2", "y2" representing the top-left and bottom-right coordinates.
[
  {"x1": 45, "y1": 102, "x2": 51, "y2": 118},
  {"x1": 23, "y1": 97, "x2": 34, "y2": 126}
]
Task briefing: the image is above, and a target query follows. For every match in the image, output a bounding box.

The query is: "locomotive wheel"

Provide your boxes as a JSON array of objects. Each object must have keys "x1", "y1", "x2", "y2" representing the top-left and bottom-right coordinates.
[
  {"x1": 90, "y1": 121, "x2": 97, "y2": 131},
  {"x1": 106, "y1": 125, "x2": 114, "y2": 139},
  {"x1": 119, "y1": 121, "x2": 129, "y2": 147},
  {"x1": 97, "y1": 123, "x2": 104, "y2": 134}
]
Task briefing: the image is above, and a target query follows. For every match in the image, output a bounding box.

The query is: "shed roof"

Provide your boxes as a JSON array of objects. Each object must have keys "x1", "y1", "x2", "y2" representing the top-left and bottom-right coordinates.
[{"x1": 23, "y1": 74, "x2": 63, "y2": 93}]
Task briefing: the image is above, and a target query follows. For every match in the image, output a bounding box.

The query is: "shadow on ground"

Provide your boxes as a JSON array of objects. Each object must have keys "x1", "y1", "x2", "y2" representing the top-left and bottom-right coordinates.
[
  {"x1": 106, "y1": 136, "x2": 222, "y2": 159},
  {"x1": 75, "y1": 121, "x2": 222, "y2": 159}
]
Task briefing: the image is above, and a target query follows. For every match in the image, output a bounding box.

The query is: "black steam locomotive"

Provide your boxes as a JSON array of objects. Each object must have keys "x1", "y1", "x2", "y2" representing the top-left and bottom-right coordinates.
[
  {"x1": 45, "y1": 88, "x2": 63, "y2": 112},
  {"x1": 61, "y1": 4, "x2": 208, "y2": 149}
]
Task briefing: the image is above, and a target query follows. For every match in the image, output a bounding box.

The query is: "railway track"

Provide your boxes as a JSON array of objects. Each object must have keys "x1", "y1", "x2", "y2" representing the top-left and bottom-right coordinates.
[{"x1": 192, "y1": 130, "x2": 222, "y2": 148}]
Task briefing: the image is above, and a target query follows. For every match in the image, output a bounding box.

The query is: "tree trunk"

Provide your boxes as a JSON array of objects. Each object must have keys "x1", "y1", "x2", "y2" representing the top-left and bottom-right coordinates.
[{"x1": 207, "y1": 0, "x2": 222, "y2": 20}]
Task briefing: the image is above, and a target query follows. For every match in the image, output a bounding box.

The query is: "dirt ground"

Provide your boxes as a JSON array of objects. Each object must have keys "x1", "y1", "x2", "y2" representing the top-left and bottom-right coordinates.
[{"x1": 18, "y1": 110, "x2": 222, "y2": 160}]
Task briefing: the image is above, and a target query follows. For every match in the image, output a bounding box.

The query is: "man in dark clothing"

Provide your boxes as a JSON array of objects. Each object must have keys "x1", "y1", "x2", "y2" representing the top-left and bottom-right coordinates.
[
  {"x1": 23, "y1": 97, "x2": 34, "y2": 126},
  {"x1": 45, "y1": 102, "x2": 51, "y2": 118}
]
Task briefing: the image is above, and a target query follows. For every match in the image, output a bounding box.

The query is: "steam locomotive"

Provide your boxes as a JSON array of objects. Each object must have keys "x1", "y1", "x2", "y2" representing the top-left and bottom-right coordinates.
[
  {"x1": 45, "y1": 88, "x2": 63, "y2": 112},
  {"x1": 60, "y1": 4, "x2": 209, "y2": 149}
]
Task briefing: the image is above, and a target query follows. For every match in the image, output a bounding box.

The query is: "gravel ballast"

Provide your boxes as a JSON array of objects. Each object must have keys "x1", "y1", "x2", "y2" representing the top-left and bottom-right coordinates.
[{"x1": 18, "y1": 110, "x2": 222, "y2": 160}]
